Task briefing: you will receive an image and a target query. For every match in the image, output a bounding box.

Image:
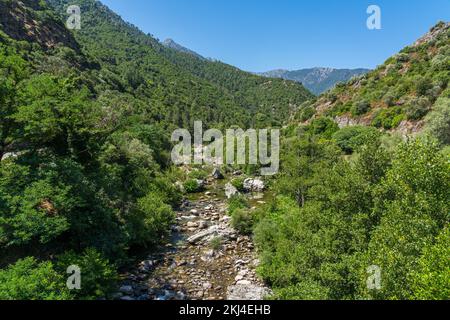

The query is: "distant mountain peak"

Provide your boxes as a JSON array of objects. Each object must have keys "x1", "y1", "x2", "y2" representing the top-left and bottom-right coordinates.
[
  {"x1": 162, "y1": 38, "x2": 205, "y2": 60},
  {"x1": 258, "y1": 67, "x2": 370, "y2": 95}
]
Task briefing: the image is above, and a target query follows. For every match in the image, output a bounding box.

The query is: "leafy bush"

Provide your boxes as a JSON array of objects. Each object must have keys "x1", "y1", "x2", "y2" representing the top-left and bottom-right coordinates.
[
  {"x1": 408, "y1": 225, "x2": 450, "y2": 300},
  {"x1": 351, "y1": 100, "x2": 371, "y2": 116},
  {"x1": 231, "y1": 177, "x2": 246, "y2": 192},
  {"x1": 188, "y1": 169, "x2": 208, "y2": 180},
  {"x1": 209, "y1": 236, "x2": 223, "y2": 251},
  {"x1": 56, "y1": 248, "x2": 118, "y2": 300},
  {"x1": 372, "y1": 107, "x2": 405, "y2": 129},
  {"x1": 332, "y1": 126, "x2": 381, "y2": 154},
  {"x1": 406, "y1": 97, "x2": 431, "y2": 120},
  {"x1": 231, "y1": 208, "x2": 254, "y2": 235},
  {"x1": 183, "y1": 179, "x2": 204, "y2": 193},
  {"x1": 297, "y1": 106, "x2": 316, "y2": 122},
  {"x1": 128, "y1": 192, "x2": 175, "y2": 246},
  {"x1": 228, "y1": 195, "x2": 249, "y2": 214},
  {"x1": 424, "y1": 97, "x2": 450, "y2": 145},
  {"x1": 0, "y1": 258, "x2": 72, "y2": 300},
  {"x1": 309, "y1": 117, "x2": 339, "y2": 138},
  {"x1": 415, "y1": 77, "x2": 433, "y2": 96}
]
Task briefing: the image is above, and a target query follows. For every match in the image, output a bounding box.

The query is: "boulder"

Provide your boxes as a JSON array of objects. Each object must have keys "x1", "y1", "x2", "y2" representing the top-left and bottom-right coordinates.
[
  {"x1": 212, "y1": 168, "x2": 224, "y2": 180},
  {"x1": 119, "y1": 285, "x2": 134, "y2": 295},
  {"x1": 195, "y1": 179, "x2": 206, "y2": 188},
  {"x1": 187, "y1": 226, "x2": 219, "y2": 244},
  {"x1": 243, "y1": 178, "x2": 265, "y2": 192},
  {"x1": 225, "y1": 183, "x2": 239, "y2": 199}
]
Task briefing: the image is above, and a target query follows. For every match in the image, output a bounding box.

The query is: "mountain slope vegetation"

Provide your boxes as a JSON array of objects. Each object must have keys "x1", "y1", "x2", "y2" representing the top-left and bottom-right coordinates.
[
  {"x1": 298, "y1": 22, "x2": 449, "y2": 136},
  {"x1": 47, "y1": 0, "x2": 313, "y2": 128},
  {"x1": 249, "y1": 22, "x2": 450, "y2": 300}
]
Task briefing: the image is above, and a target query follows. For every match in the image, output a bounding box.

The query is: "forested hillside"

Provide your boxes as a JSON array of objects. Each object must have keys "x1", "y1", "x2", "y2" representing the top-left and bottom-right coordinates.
[{"x1": 47, "y1": 0, "x2": 313, "y2": 128}]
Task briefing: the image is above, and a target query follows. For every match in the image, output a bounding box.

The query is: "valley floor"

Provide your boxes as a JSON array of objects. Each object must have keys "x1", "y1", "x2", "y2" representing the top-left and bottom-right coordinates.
[{"x1": 116, "y1": 180, "x2": 271, "y2": 301}]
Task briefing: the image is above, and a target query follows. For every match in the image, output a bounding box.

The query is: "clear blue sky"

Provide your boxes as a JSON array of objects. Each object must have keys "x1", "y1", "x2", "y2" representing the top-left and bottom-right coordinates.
[{"x1": 100, "y1": 0, "x2": 450, "y2": 72}]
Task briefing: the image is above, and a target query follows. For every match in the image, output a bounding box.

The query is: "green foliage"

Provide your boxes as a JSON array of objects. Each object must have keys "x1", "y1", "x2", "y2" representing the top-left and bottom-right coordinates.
[
  {"x1": 231, "y1": 177, "x2": 246, "y2": 192},
  {"x1": 308, "y1": 117, "x2": 339, "y2": 139},
  {"x1": 231, "y1": 208, "x2": 254, "y2": 235},
  {"x1": 351, "y1": 100, "x2": 371, "y2": 116},
  {"x1": 371, "y1": 107, "x2": 405, "y2": 130},
  {"x1": 424, "y1": 97, "x2": 450, "y2": 145},
  {"x1": 209, "y1": 236, "x2": 223, "y2": 251},
  {"x1": 188, "y1": 169, "x2": 208, "y2": 180},
  {"x1": 128, "y1": 192, "x2": 175, "y2": 247},
  {"x1": 0, "y1": 257, "x2": 72, "y2": 300},
  {"x1": 332, "y1": 126, "x2": 381, "y2": 154},
  {"x1": 361, "y1": 139, "x2": 449, "y2": 300},
  {"x1": 56, "y1": 248, "x2": 118, "y2": 300},
  {"x1": 296, "y1": 106, "x2": 316, "y2": 122},
  {"x1": 183, "y1": 179, "x2": 204, "y2": 194},
  {"x1": 408, "y1": 225, "x2": 450, "y2": 300},
  {"x1": 406, "y1": 97, "x2": 431, "y2": 120},
  {"x1": 228, "y1": 195, "x2": 249, "y2": 214},
  {"x1": 255, "y1": 134, "x2": 449, "y2": 300}
]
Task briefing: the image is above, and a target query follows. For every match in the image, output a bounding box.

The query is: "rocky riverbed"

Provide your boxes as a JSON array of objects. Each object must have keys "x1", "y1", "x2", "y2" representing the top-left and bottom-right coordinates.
[{"x1": 115, "y1": 179, "x2": 272, "y2": 301}]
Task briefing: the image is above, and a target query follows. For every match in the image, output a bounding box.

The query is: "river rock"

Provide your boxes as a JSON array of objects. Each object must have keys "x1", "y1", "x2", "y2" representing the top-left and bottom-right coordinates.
[
  {"x1": 225, "y1": 183, "x2": 239, "y2": 199},
  {"x1": 119, "y1": 285, "x2": 134, "y2": 295},
  {"x1": 212, "y1": 168, "x2": 224, "y2": 180},
  {"x1": 187, "y1": 226, "x2": 219, "y2": 244},
  {"x1": 243, "y1": 178, "x2": 265, "y2": 192},
  {"x1": 226, "y1": 284, "x2": 272, "y2": 300}
]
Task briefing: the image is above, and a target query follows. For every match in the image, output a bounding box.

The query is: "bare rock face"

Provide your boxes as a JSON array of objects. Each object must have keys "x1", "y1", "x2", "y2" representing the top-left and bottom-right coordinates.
[{"x1": 227, "y1": 284, "x2": 272, "y2": 300}]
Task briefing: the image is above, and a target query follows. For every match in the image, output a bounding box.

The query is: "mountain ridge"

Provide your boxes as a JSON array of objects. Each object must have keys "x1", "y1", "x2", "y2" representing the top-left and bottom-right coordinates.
[
  {"x1": 259, "y1": 67, "x2": 370, "y2": 95},
  {"x1": 162, "y1": 38, "x2": 206, "y2": 60}
]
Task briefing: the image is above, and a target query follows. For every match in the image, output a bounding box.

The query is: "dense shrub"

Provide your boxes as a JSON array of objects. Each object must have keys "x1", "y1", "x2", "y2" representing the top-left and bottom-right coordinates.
[
  {"x1": 231, "y1": 177, "x2": 246, "y2": 192},
  {"x1": 183, "y1": 179, "x2": 204, "y2": 193},
  {"x1": 128, "y1": 192, "x2": 175, "y2": 246},
  {"x1": 297, "y1": 106, "x2": 316, "y2": 122},
  {"x1": 408, "y1": 226, "x2": 450, "y2": 300},
  {"x1": 0, "y1": 258, "x2": 72, "y2": 300},
  {"x1": 309, "y1": 117, "x2": 339, "y2": 138},
  {"x1": 56, "y1": 248, "x2": 118, "y2": 300},
  {"x1": 255, "y1": 135, "x2": 449, "y2": 300},
  {"x1": 188, "y1": 169, "x2": 208, "y2": 180},
  {"x1": 406, "y1": 97, "x2": 431, "y2": 120},
  {"x1": 231, "y1": 208, "x2": 254, "y2": 235},
  {"x1": 424, "y1": 97, "x2": 450, "y2": 145},
  {"x1": 227, "y1": 195, "x2": 249, "y2": 214},
  {"x1": 351, "y1": 100, "x2": 371, "y2": 116},
  {"x1": 371, "y1": 107, "x2": 405, "y2": 129},
  {"x1": 332, "y1": 126, "x2": 381, "y2": 154}
]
